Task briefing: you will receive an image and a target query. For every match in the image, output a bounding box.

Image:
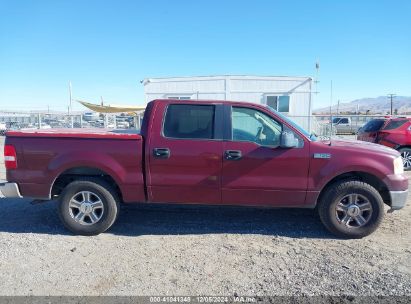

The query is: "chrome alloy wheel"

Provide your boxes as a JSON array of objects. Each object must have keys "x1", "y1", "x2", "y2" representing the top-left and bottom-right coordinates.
[
  {"x1": 335, "y1": 194, "x2": 372, "y2": 228},
  {"x1": 69, "y1": 191, "x2": 104, "y2": 226},
  {"x1": 401, "y1": 151, "x2": 411, "y2": 169}
]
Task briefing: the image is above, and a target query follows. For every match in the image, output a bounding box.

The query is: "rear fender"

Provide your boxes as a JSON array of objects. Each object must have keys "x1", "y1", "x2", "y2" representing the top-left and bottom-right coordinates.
[{"x1": 48, "y1": 151, "x2": 126, "y2": 197}]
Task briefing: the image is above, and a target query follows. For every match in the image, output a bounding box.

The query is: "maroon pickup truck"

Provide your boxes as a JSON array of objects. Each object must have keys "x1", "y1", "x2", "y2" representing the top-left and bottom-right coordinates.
[{"x1": 1, "y1": 99, "x2": 408, "y2": 238}]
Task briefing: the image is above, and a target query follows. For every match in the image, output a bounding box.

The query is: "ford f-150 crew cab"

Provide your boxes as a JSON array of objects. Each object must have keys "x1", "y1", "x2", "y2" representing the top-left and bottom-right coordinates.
[{"x1": 1, "y1": 99, "x2": 408, "y2": 238}]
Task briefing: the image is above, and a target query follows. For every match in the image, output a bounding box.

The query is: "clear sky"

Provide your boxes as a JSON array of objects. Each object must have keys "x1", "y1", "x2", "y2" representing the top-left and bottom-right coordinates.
[{"x1": 0, "y1": 0, "x2": 410, "y2": 111}]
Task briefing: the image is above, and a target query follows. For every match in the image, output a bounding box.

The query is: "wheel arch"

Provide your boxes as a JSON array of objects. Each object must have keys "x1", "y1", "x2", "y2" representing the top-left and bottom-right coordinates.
[
  {"x1": 397, "y1": 145, "x2": 411, "y2": 150},
  {"x1": 316, "y1": 171, "x2": 391, "y2": 208},
  {"x1": 50, "y1": 166, "x2": 123, "y2": 202}
]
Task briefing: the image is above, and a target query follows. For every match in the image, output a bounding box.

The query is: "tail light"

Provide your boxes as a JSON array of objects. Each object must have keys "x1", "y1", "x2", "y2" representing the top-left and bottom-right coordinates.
[{"x1": 4, "y1": 145, "x2": 17, "y2": 169}]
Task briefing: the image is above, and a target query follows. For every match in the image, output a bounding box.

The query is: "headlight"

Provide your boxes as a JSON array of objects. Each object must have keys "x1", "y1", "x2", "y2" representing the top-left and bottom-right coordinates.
[{"x1": 394, "y1": 156, "x2": 404, "y2": 175}]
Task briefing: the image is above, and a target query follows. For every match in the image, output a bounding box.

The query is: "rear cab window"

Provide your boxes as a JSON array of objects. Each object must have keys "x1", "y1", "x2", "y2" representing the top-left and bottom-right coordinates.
[{"x1": 163, "y1": 104, "x2": 215, "y2": 139}]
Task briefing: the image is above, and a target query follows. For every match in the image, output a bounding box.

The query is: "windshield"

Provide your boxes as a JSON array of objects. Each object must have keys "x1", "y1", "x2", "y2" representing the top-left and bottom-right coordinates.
[{"x1": 266, "y1": 106, "x2": 316, "y2": 141}]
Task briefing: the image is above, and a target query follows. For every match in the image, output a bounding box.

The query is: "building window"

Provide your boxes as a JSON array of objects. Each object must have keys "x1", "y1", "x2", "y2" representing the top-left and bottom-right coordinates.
[
  {"x1": 167, "y1": 96, "x2": 191, "y2": 100},
  {"x1": 265, "y1": 95, "x2": 290, "y2": 113},
  {"x1": 163, "y1": 104, "x2": 215, "y2": 139}
]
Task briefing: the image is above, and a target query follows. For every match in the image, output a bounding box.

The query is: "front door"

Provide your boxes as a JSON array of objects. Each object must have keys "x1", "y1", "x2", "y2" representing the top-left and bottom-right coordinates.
[
  {"x1": 147, "y1": 103, "x2": 223, "y2": 204},
  {"x1": 222, "y1": 105, "x2": 310, "y2": 207}
]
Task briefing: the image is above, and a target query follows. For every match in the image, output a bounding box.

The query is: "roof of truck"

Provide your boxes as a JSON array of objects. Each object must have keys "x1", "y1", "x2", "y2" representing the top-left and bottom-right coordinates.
[{"x1": 151, "y1": 98, "x2": 264, "y2": 106}]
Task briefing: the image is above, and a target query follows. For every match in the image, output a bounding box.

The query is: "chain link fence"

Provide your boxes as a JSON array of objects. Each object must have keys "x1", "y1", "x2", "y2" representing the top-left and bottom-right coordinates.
[
  {"x1": 0, "y1": 112, "x2": 144, "y2": 136},
  {"x1": 289, "y1": 114, "x2": 401, "y2": 138},
  {"x1": 0, "y1": 110, "x2": 404, "y2": 138}
]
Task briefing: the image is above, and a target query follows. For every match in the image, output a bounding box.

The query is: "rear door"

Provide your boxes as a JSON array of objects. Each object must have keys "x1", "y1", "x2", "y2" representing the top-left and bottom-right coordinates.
[
  {"x1": 147, "y1": 102, "x2": 224, "y2": 204},
  {"x1": 378, "y1": 119, "x2": 410, "y2": 148},
  {"x1": 221, "y1": 105, "x2": 310, "y2": 207}
]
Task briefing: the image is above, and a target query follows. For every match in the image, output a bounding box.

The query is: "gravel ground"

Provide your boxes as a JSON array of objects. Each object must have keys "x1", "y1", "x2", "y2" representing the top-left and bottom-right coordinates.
[{"x1": 0, "y1": 136, "x2": 410, "y2": 296}]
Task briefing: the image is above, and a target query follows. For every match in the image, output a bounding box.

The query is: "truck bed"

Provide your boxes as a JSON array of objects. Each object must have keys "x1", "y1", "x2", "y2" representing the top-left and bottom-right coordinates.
[{"x1": 5, "y1": 128, "x2": 145, "y2": 203}]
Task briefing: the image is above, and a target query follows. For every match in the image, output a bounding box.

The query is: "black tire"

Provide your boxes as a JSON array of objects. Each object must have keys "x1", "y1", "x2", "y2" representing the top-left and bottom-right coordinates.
[
  {"x1": 58, "y1": 178, "x2": 120, "y2": 236},
  {"x1": 318, "y1": 180, "x2": 384, "y2": 239},
  {"x1": 398, "y1": 147, "x2": 411, "y2": 171}
]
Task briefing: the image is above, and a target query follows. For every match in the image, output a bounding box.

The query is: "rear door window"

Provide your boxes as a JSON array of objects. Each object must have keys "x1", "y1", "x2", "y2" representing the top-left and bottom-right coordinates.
[
  {"x1": 362, "y1": 119, "x2": 386, "y2": 132},
  {"x1": 383, "y1": 120, "x2": 408, "y2": 130},
  {"x1": 163, "y1": 104, "x2": 215, "y2": 139}
]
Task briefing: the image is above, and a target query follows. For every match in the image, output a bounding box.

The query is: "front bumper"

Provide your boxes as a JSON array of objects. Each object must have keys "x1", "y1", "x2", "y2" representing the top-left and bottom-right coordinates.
[
  {"x1": 0, "y1": 182, "x2": 23, "y2": 198},
  {"x1": 389, "y1": 190, "x2": 408, "y2": 210}
]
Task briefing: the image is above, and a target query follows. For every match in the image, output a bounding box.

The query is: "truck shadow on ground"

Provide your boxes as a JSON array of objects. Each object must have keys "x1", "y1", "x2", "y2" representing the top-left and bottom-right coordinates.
[{"x1": 0, "y1": 198, "x2": 334, "y2": 238}]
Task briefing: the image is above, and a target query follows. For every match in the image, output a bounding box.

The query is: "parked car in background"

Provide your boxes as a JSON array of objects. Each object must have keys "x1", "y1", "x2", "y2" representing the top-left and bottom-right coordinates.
[
  {"x1": 332, "y1": 117, "x2": 364, "y2": 135},
  {"x1": 357, "y1": 117, "x2": 411, "y2": 170},
  {"x1": 357, "y1": 118, "x2": 388, "y2": 143},
  {"x1": 116, "y1": 117, "x2": 130, "y2": 129},
  {"x1": 1, "y1": 99, "x2": 408, "y2": 238},
  {"x1": 0, "y1": 122, "x2": 6, "y2": 135},
  {"x1": 25, "y1": 123, "x2": 52, "y2": 130},
  {"x1": 83, "y1": 112, "x2": 100, "y2": 122}
]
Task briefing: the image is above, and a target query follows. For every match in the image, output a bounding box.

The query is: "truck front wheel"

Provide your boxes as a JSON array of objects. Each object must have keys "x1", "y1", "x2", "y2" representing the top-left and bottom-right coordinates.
[
  {"x1": 58, "y1": 178, "x2": 120, "y2": 236},
  {"x1": 318, "y1": 180, "x2": 384, "y2": 239}
]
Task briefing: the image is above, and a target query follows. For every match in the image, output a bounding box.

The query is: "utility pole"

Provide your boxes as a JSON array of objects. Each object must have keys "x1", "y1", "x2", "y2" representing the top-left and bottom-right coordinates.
[
  {"x1": 329, "y1": 80, "x2": 333, "y2": 138},
  {"x1": 337, "y1": 99, "x2": 340, "y2": 115},
  {"x1": 387, "y1": 94, "x2": 396, "y2": 116},
  {"x1": 329, "y1": 80, "x2": 333, "y2": 114},
  {"x1": 69, "y1": 81, "x2": 73, "y2": 115}
]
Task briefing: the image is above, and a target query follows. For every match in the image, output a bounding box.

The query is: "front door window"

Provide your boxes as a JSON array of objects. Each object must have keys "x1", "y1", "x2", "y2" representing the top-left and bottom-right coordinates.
[{"x1": 232, "y1": 106, "x2": 282, "y2": 147}]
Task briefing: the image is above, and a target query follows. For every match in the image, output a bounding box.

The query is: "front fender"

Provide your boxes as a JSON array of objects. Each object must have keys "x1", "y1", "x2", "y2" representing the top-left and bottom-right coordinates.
[{"x1": 309, "y1": 156, "x2": 393, "y2": 192}]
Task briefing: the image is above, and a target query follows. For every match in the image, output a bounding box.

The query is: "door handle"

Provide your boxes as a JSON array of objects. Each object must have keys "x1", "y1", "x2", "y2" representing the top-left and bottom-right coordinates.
[
  {"x1": 225, "y1": 150, "x2": 242, "y2": 160},
  {"x1": 153, "y1": 148, "x2": 170, "y2": 159}
]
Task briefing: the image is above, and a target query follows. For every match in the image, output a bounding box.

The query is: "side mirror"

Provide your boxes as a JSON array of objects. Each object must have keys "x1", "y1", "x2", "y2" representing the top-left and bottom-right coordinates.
[{"x1": 280, "y1": 131, "x2": 297, "y2": 148}]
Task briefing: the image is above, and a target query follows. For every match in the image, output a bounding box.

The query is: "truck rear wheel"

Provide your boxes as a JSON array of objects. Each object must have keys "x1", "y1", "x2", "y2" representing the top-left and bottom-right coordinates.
[
  {"x1": 318, "y1": 180, "x2": 384, "y2": 239},
  {"x1": 58, "y1": 178, "x2": 119, "y2": 236}
]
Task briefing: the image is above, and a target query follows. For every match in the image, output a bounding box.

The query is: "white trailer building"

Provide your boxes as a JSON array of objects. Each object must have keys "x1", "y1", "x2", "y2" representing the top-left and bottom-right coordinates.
[{"x1": 142, "y1": 75, "x2": 313, "y2": 131}]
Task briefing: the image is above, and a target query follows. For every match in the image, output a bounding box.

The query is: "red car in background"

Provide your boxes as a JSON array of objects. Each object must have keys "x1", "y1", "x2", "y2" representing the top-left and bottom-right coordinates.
[
  {"x1": 357, "y1": 118, "x2": 388, "y2": 143},
  {"x1": 358, "y1": 117, "x2": 411, "y2": 170}
]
